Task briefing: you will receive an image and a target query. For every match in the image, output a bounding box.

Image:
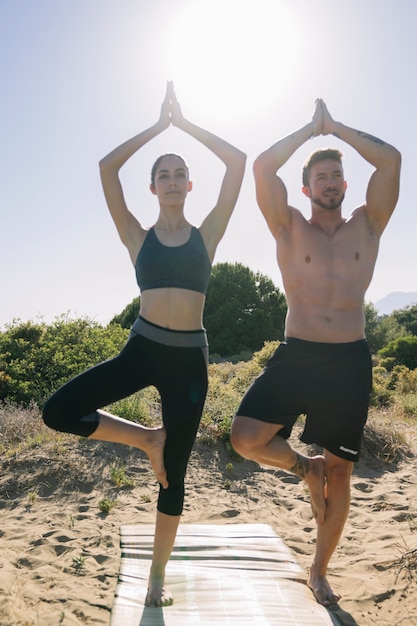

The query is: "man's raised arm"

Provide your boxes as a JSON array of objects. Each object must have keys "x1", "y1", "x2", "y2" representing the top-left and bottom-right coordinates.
[
  {"x1": 319, "y1": 99, "x2": 401, "y2": 235},
  {"x1": 253, "y1": 100, "x2": 323, "y2": 238}
]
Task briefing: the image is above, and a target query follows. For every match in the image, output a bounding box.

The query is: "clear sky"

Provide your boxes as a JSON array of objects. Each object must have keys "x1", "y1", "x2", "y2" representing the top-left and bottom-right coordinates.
[{"x1": 1, "y1": 0, "x2": 415, "y2": 327}]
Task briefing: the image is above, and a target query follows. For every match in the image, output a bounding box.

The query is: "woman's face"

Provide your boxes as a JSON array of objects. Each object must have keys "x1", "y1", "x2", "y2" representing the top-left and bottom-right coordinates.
[{"x1": 151, "y1": 155, "x2": 192, "y2": 205}]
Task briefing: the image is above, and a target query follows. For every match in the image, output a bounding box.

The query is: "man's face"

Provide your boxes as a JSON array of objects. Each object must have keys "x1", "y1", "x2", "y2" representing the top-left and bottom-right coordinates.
[{"x1": 303, "y1": 159, "x2": 347, "y2": 210}]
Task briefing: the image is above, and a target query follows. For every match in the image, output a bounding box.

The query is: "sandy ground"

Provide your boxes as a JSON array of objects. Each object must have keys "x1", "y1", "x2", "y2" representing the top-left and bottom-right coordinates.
[{"x1": 0, "y1": 421, "x2": 416, "y2": 626}]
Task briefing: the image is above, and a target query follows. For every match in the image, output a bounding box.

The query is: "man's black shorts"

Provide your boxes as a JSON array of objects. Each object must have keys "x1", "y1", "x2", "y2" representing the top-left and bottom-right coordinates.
[{"x1": 236, "y1": 337, "x2": 372, "y2": 462}]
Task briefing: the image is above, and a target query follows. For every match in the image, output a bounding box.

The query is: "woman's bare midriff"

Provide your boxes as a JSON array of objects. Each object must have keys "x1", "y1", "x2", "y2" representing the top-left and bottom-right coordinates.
[{"x1": 138, "y1": 288, "x2": 206, "y2": 330}]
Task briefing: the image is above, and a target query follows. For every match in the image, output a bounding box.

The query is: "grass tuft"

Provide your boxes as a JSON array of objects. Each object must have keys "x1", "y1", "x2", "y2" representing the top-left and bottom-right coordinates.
[{"x1": 377, "y1": 538, "x2": 417, "y2": 582}]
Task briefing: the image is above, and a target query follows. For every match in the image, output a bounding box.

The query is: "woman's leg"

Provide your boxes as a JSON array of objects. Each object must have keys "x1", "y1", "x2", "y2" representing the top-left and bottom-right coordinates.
[
  {"x1": 90, "y1": 410, "x2": 168, "y2": 488},
  {"x1": 145, "y1": 511, "x2": 181, "y2": 607},
  {"x1": 147, "y1": 344, "x2": 208, "y2": 606},
  {"x1": 42, "y1": 335, "x2": 168, "y2": 486}
]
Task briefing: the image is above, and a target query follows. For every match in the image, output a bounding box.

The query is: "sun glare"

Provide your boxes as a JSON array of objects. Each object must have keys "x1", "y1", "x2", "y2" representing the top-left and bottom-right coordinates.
[{"x1": 165, "y1": 0, "x2": 301, "y2": 121}]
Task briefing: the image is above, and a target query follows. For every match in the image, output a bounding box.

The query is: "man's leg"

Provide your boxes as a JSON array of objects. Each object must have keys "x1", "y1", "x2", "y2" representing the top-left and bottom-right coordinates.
[
  {"x1": 231, "y1": 416, "x2": 326, "y2": 523},
  {"x1": 307, "y1": 450, "x2": 353, "y2": 606}
]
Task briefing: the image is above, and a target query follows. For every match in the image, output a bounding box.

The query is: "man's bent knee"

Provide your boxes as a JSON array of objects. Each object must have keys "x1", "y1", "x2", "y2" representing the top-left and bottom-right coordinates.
[
  {"x1": 230, "y1": 416, "x2": 254, "y2": 458},
  {"x1": 231, "y1": 415, "x2": 279, "y2": 459}
]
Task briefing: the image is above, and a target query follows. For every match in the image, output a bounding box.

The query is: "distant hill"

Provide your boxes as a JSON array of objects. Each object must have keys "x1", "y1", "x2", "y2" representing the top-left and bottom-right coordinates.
[{"x1": 375, "y1": 291, "x2": 417, "y2": 315}]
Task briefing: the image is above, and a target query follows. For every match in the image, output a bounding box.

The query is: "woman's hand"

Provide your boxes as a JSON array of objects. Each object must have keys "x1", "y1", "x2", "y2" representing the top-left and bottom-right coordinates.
[
  {"x1": 168, "y1": 81, "x2": 185, "y2": 128},
  {"x1": 158, "y1": 82, "x2": 172, "y2": 130}
]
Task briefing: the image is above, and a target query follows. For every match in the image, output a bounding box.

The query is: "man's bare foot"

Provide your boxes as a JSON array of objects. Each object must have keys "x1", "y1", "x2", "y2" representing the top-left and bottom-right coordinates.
[
  {"x1": 144, "y1": 427, "x2": 168, "y2": 489},
  {"x1": 306, "y1": 455, "x2": 326, "y2": 524},
  {"x1": 307, "y1": 569, "x2": 341, "y2": 606},
  {"x1": 290, "y1": 454, "x2": 326, "y2": 524},
  {"x1": 145, "y1": 576, "x2": 173, "y2": 607}
]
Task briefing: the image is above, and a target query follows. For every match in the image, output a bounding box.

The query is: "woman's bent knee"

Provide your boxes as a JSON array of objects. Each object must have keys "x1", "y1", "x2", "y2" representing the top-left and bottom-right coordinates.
[{"x1": 42, "y1": 396, "x2": 99, "y2": 438}]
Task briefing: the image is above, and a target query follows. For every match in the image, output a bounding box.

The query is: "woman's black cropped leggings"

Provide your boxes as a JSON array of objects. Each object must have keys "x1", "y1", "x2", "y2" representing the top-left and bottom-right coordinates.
[{"x1": 42, "y1": 317, "x2": 209, "y2": 516}]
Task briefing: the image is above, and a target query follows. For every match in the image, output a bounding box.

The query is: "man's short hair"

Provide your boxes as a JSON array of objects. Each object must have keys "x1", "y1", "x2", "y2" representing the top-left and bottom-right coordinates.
[{"x1": 302, "y1": 148, "x2": 343, "y2": 186}]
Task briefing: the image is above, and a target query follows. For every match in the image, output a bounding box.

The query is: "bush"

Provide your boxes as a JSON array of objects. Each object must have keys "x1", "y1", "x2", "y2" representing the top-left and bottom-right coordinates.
[
  {"x1": 200, "y1": 362, "x2": 242, "y2": 443},
  {"x1": 107, "y1": 392, "x2": 154, "y2": 426},
  {"x1": 0, "y1": 316, "x2": 128, "y2": 406},
  {"x1": 378, "y1": 336, "x2": 417, "y2": 371},
  {"x1": 370, "y1": 366, "x2": 393, "y2": 407}
]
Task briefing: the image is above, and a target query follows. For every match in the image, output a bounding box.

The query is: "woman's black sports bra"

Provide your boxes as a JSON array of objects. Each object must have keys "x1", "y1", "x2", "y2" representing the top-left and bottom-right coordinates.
[{"x1": 135, "y1": 227, "x2": 212, "y2": 295}]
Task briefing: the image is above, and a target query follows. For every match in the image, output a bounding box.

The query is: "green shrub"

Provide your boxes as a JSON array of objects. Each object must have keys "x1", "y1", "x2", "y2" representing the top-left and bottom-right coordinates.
[
  {"x1": 378, "y1": 336, "x2": 417, "y2": 371},
  {"x1": 392, "y1": 366, "x2": 417, "y2": 395},
  {"x1": 0, "y1": 316, "x2": 128, "y2": 405},
  {"x1": 107, "y1": 392, "x2": 153, "y2": 426},
  {"x1": 252, "y1": 340, "x2": 280, "y2": 368},
  {"x1": 98, "y1": 498, "x2": 116, "y2": 514}
]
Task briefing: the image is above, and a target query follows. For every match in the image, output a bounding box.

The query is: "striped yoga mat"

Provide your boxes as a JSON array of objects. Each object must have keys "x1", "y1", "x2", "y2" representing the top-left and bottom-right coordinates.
[{"x1": 110, "y1": 523, "x2": 338, "y2": 626}]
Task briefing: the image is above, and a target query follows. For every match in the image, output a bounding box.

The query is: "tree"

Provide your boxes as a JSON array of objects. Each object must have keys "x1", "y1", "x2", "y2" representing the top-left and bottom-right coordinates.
[
  {"x1": 110, "y1": 296, "x2": 140, "y2": 329},
  {"x1": 378, "y1": 336, "x2": 417, "y2": 370},
  {"x1": 391, "y1": 304, "x2": 417, "y2": 336},
  {"x1": 203, "y1": 262, "x2": 287, "y2": 356},
  {"x1": 364, "y1": 302, "x2": 409, "y2": 354}
]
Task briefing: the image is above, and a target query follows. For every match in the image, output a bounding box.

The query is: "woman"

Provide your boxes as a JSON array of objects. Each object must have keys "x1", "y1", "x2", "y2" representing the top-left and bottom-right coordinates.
[{"x1": 42, "y1": 82, "x2": 246, "y2": 607}]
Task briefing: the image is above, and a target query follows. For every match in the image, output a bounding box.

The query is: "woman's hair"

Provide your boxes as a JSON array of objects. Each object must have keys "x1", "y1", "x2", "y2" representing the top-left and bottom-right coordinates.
[
  {"x1": 302, "y1": 148, "x2": 343, "y2": 186},
  {"x1": 151, "y1": 153, "x2": 189, "y2": 187}
]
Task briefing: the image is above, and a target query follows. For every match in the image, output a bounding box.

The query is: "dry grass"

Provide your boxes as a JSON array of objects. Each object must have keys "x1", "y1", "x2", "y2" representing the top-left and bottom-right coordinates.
[
  {"x1": 364, "y1": 408, "x2": 415, "y2": 464},
  {"x1": 1, "y1": 400, "x2": 415, "y2": 469},
  {"x1": 0, "y1": 401, "x2": 52, "y2": 451},
  {"x1": 377, "y1": 538, "x2": 417, "y2": 582}
]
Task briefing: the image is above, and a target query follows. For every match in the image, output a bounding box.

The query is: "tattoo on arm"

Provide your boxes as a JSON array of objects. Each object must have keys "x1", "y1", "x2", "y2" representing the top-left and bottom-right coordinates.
[
  {"x1": 357, "y1": 130, "x2": 385, "y2": 145},
  {"x1": 289, "y1": 453, "x2": 310, "y2": 479}
]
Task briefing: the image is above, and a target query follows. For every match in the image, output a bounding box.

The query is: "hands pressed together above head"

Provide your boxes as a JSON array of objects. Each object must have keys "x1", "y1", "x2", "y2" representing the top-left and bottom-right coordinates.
[
  {"x1": 311, "y1": 98, "x2": 337, "y2": 137},
  {"x1": 159, "y1": 80, "x2": 185, "y2": 129}
]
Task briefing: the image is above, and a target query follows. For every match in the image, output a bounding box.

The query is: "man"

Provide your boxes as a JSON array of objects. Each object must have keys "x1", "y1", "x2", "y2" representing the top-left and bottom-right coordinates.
[{"x1": 231, "y1": 99, "x2": 401, "y2": 606}]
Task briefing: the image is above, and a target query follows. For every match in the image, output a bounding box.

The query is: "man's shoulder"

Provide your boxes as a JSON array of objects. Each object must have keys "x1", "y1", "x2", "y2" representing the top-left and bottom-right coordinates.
[
  {"x1": 288, "y1": 207, "x2": 310, "y2": 226},
  {"x1": 276, "y1": 208, "x2": 312, "y2": 247},
  {"x1": 347, "y1": 204, "x2": 366, "y2": 219},
  {"x1": 344, "y1": 205, "x2": 374, "y2": 232}
]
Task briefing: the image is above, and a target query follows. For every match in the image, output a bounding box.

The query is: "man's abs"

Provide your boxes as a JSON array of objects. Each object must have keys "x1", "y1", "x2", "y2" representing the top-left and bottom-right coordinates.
[{"x1": 284, "y1": 300, "x2": 366, "y2": 343}]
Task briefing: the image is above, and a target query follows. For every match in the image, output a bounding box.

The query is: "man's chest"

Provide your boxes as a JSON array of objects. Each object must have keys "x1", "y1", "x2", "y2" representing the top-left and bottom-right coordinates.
[{"x1": 277, "y1": 220, "x2": 379, "y2": 279}]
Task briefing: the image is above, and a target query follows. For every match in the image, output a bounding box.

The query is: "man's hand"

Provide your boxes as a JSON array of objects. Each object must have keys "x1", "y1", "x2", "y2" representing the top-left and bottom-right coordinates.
[
  {"x1": 312, "y1": 99, "x2": 323, "y2": 136},
  {"x1": 318, "y1": 99, "x2": 337, "y2": 136}
]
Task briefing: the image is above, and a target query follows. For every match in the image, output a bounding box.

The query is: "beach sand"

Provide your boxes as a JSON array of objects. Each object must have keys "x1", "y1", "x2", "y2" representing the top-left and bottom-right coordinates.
[{"x1": 0, "y1": 419, "x2": 416, "y2": 626}]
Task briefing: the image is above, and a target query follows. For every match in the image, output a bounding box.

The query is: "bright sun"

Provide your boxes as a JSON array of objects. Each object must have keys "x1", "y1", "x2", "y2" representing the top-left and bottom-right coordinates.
[{"x1": 165, "y1": 0, "x2": 302, "y2": 121}]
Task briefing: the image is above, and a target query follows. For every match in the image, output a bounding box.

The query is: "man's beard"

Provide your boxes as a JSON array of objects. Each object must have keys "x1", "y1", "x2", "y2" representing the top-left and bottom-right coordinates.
[{"x1": 312, "y1": 192, "x2": 345, "y2": 211}]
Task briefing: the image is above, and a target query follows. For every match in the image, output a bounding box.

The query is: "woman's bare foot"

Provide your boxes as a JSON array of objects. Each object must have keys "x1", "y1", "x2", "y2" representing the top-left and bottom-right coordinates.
[
  {"x1": 143, "y1": 427, "x2": 168, "y2": 489},
  {"x1": 145, "y1": 575, "x2": 173, "y2": 607},
  {"x1": 307, "y1": 569, "x2": 341, "y2": 606}
]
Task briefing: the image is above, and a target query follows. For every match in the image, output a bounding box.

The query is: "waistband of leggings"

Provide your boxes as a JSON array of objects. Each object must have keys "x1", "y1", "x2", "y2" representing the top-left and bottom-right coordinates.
[
  {"x1": 129, "y1": 316, "x2": 208, "y2": 348},
  {"x1": 284, "y1": 336, "x2": 369, "y2": 355}
]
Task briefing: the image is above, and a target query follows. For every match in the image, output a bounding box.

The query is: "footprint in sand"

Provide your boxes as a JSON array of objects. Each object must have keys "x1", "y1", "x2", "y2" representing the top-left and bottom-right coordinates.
[{"x1": 221, "y1": 509, "x2": 240, "y2": 518}]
